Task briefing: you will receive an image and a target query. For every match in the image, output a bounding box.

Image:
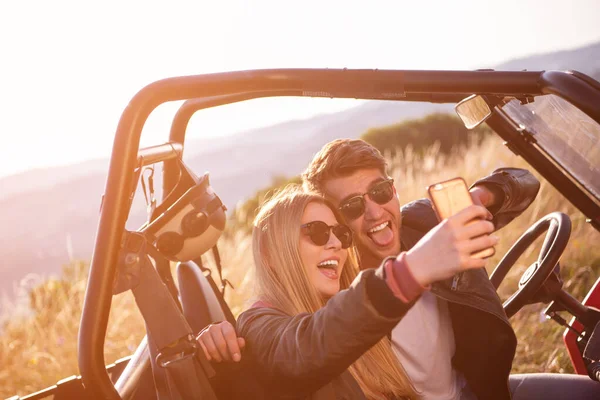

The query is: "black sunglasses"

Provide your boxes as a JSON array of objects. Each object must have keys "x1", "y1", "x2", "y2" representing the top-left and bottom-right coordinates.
[
  {"x1": 301, "y1": 221, "x2": 353, "y2": 249},
  {"x1": 338, "y1": 178, "x2": 395, "y2": 221}
]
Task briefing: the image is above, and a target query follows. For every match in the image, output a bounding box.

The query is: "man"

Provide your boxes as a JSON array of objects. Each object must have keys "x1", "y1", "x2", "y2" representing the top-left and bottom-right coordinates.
[
  {"x1": 199, "y1": 139, "x2": 600, "y2": 399},
  {"x1": 300, "y1": 139, "x2": 528, "y2": 400}
]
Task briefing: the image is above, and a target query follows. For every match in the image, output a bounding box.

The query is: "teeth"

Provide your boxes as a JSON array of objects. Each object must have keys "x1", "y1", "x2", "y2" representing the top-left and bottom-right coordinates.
[
  {"x1": 318, "y1": 260, "x2": 339, "y2": 267},
  {"x1": 368, "y1": 221, "x2": 389, "y2": 233}
]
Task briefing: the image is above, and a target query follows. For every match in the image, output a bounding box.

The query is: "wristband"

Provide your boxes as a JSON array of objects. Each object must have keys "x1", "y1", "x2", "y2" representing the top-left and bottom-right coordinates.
[{"x1": 384, "y1": 252, "x2": 429, "y2": 303}]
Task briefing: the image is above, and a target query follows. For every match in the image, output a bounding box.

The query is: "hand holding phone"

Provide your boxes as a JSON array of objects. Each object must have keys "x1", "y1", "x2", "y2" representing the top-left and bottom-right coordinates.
[{"x1": 427, "y1": 177, "x2": 495, "y2": 259}]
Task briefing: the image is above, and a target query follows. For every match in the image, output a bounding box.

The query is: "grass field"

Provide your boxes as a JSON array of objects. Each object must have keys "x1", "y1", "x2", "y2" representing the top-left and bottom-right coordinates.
[{"x1": 1, "y1": 135, "x2": 599, "y2": 398}]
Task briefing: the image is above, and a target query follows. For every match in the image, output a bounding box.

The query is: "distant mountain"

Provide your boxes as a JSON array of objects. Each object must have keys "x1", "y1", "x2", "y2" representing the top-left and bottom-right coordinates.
[
  {"x1": 1, "y1": 41, "x2": 599, "y2": 300},
  {"x1": 0, "y1": 158, "x2": 109, "y2": 200},
  {"x1": 495, "y1": 41, "x2": 600, "y2": 80}
]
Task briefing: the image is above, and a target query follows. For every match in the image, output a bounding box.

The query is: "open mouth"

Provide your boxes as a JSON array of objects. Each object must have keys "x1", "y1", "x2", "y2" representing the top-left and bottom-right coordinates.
[
  {"x1": 366, "y1": 220, "x2": 394, "y2": 247},
  {"x1": 317, "y1": 259, "x2": 339, "y2": 279}
]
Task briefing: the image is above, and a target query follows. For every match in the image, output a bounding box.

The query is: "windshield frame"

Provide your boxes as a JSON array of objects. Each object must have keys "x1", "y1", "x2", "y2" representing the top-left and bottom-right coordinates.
[{"x1": 500, "y1": 94, "x2": 600, "y2": 201}]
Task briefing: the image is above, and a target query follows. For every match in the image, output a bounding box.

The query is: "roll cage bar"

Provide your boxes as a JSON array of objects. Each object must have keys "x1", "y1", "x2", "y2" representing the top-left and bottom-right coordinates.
[{"x1": 79, "y1": 69, "x2": 600, "y2": 399}]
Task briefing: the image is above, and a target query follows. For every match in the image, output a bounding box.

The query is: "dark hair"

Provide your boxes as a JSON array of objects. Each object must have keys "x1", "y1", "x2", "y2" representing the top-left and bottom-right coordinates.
[{"x1": 302, "y1": 139, "x2": 388, "y2": 195}]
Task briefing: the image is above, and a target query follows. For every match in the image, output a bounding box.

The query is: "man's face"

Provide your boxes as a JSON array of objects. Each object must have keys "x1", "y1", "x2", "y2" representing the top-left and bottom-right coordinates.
[{"x1": 322, "y1": 168, "x2": 402, "y2": 268}]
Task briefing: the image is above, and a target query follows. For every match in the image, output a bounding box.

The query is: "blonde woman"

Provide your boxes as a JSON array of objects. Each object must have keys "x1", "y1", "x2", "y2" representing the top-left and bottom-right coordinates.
[{"x1": 198, "y1": 185, "x2": 496, "y2": 399}]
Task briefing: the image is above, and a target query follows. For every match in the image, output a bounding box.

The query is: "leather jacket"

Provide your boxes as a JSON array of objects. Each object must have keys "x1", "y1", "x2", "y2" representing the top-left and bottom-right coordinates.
[
  {"x1": 236, "y1": 168, "x2": 540, "y2": 400},
  {"x1": 400, "y1": 168, "x2": 540, "y2": 400}
]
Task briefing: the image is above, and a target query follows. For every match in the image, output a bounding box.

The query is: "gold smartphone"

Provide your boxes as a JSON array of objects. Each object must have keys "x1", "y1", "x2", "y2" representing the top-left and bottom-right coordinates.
[{"x1": 427, "y1": 177, "x2": 495, "y2": 259}]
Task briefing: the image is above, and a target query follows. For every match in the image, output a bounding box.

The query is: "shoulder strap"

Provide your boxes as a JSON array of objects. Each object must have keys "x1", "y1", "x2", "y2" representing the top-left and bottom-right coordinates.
[{"x1": 117, "y1": 231, "x2": 218, "y2": 399}]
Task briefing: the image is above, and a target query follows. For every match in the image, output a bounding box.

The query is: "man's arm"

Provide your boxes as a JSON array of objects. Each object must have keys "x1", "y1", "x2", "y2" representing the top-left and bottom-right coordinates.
[
  {"x1": 401, "y1": 168, "x2": 540, "y2": 235},
  {"x1": 470, "y1": 168, "x2": 541, "y2": 230}
]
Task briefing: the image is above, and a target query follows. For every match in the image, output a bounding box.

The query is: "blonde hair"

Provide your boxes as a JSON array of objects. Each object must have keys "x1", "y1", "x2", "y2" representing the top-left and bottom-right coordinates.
[{"x1": 252, "y1": 185, "x2": 417, "y2": 400}]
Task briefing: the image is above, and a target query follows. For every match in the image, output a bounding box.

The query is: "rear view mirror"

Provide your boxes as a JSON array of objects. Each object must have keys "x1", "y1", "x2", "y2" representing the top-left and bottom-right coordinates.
[{"x1": 455, "y1": 95, "x2": 492, "y2": 129}]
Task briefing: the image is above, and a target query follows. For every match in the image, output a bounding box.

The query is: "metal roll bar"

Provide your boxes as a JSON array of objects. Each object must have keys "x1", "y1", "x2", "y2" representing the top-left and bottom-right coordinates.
[
  {"x1": 162, "y1": 90, "x2": 468, "y2": 196},
  {"x1": 78, "y1": 68, "x2": 600, "y2": 399}
]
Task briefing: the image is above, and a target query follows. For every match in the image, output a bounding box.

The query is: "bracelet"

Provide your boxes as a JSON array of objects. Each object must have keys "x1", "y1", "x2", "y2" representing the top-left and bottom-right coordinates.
[{"x1": 384, "y1": 252, "x2": 429, "y2": 303}]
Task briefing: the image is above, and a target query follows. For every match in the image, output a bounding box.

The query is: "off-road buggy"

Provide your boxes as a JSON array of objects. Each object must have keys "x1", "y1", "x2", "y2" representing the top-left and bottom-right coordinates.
[{"x1": 7, "y1": 68, "x2": 600, "y2": 399}]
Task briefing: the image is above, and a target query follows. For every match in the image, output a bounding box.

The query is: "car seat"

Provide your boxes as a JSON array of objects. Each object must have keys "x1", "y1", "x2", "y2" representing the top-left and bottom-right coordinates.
[{"x1": 114, "y1": 259, "x2": 235, "y2": 399}]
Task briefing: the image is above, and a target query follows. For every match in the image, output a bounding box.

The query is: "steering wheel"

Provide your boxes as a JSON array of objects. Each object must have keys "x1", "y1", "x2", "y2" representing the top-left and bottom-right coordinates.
[{"x1": 489, "y1": 212, "x2": 571, "y2": 318}]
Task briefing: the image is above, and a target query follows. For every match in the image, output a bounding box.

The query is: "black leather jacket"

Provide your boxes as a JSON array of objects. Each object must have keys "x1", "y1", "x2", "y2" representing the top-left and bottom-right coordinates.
[
  {"x1": 400, "y1": 168, "x2": 540, "y2": 400},
  {"x1": 235, "y1": 168, "x2": 540, "y2": 400}
]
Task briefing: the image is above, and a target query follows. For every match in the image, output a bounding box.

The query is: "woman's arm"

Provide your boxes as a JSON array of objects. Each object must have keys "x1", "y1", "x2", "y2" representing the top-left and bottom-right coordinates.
[
  {"x1": 211, "y1": 205, "x2": 496, "y2": 396},
  {"x1": 237, "y1": 267, "x2": 411, "y2": 396}
]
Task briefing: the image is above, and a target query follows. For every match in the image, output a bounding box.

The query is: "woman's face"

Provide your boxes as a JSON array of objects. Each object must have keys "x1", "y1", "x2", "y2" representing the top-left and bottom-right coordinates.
[{"x1": 299, "y1": 202, "x2": 349, "y2": 299}]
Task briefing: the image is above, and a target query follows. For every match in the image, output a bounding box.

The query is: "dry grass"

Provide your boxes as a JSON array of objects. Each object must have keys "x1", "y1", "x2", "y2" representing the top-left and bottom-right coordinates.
[
  {"x1": 0, "y1": 262, "x2": 146, "y2": 397},
  {"x1": 1, "y1": 135, "x2": 599, "y2": 398}
]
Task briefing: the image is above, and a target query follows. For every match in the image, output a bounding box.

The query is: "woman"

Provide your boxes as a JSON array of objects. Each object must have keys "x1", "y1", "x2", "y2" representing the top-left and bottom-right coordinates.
[{"x1": 198, "y1": 185, "x2": 494, "y2": 399}]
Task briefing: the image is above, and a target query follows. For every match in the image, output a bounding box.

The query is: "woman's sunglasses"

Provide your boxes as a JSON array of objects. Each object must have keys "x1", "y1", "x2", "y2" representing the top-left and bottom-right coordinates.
[
  {"x1": 338, "y1": 178, "x2": 395, "y2": 221},
  {"x1": 301, "y1": 221, "x2": 353, "y2": 249}
]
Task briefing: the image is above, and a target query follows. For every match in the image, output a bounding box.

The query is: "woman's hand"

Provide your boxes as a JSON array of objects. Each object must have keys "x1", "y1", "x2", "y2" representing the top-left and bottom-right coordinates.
[
  {"x1": 196, "y1": 321, "x2": 246, "y2": 362},
  {"x1": 405, "y1": 204, "x2": 498, "y2": 286}
]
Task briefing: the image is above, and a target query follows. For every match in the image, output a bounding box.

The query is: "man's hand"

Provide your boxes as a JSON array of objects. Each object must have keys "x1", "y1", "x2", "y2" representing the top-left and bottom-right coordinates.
[
  {"x1": 470, "y1": 185, "x2": 497, "y2": 208},
  {"x1": 196, "y1": 321, "x2": 246, "y2": 362},
  {"x1": 405, "y1": 205, "x2": 498, "y2": 286}
]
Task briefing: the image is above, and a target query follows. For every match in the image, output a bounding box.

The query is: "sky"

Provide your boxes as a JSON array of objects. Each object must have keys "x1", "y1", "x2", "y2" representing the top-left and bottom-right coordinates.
[{"x1": 1, "y1": 0, "x2": 599, "y2": 178}]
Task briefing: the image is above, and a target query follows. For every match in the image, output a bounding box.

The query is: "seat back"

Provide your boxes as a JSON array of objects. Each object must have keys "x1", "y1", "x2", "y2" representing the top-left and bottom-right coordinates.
[
  {"x1": 176, "y1": 260, "x2": 266, "y2": 399},
  {"x1": 177, "y1": 260, "x2": 233, "y2": 332},
  {"x1": 111, "y1": 261, "x2": 231, "y2": 400}
]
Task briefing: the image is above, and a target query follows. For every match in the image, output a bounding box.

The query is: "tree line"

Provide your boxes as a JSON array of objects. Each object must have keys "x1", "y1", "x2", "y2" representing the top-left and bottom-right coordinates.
[{"x1": 226, "y1": 113, "x2": 491, "y2": 234}]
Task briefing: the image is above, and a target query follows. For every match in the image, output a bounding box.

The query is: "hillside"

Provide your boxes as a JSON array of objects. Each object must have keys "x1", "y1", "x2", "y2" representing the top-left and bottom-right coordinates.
[{"x1": 0, "y1": 41, "x2": 599, "y2": 299}]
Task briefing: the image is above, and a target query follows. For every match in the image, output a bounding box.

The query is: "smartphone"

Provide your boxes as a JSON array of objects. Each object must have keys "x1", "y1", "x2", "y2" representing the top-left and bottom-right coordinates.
[{"x1": 427, "y1": 177, "x2": 495, "y2": 259}]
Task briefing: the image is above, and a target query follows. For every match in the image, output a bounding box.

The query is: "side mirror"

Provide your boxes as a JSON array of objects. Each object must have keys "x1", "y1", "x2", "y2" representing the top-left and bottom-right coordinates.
[{"x1": 455, "y1": 95, "x2": 492, "y2": 129}]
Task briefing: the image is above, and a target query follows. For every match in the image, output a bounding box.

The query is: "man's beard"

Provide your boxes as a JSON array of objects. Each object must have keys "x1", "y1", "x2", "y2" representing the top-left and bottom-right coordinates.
[{"x1": 355, "y1": 239, "x2": 384, "y2": 270}]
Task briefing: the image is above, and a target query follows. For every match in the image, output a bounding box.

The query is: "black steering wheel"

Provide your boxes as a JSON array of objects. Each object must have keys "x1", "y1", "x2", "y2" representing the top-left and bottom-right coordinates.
[{"x1": 489, "y1": 212, "x2": 571, "y2": 318}]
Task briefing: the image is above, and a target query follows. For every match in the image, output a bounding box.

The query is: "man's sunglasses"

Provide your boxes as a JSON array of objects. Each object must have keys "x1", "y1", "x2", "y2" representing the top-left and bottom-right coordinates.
[
  {"x1": 301, "y1": 221, "x2": 353, "y2": 249},
  {"x1": 338, "y1": 178, "x2": 395, "y2": 221}
]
